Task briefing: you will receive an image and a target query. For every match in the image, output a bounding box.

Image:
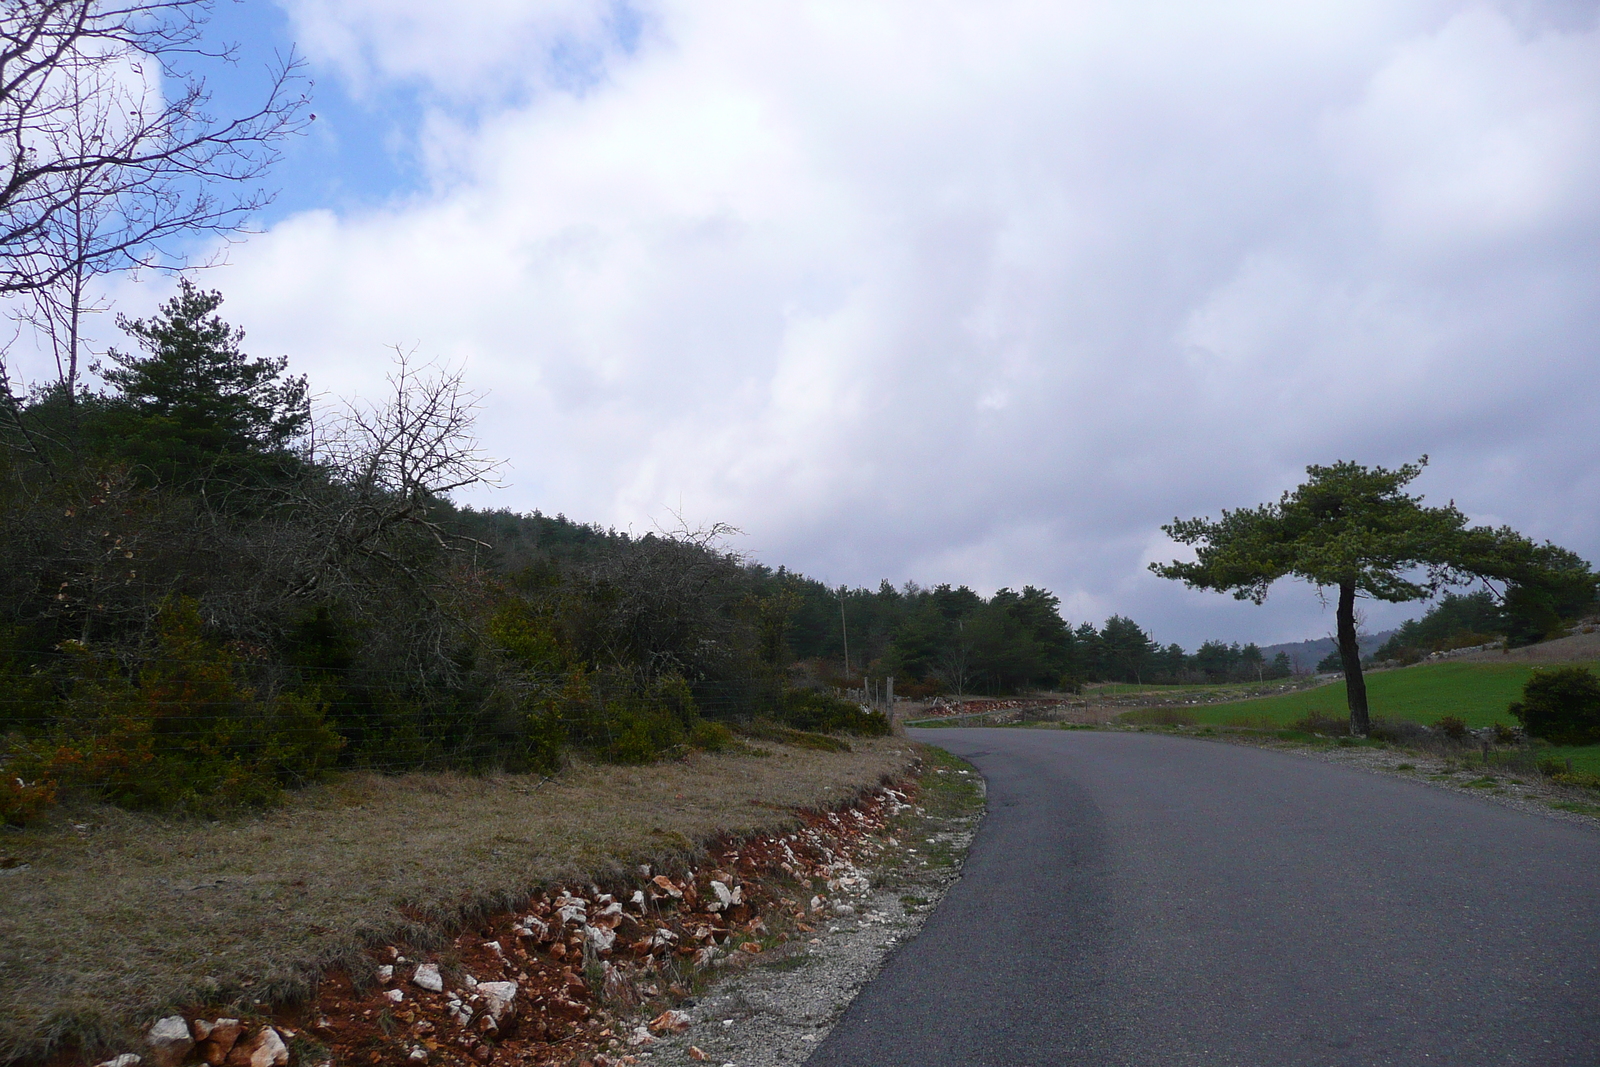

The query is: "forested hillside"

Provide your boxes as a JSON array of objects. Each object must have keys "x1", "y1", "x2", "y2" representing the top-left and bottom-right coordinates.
[{"x1": 6, "y1": 286, "x2": 1593, "y2": 822}]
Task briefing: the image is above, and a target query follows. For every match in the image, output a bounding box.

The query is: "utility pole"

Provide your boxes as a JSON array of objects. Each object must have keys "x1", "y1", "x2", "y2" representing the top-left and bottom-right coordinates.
[{"x1": 840, "y1": 591, "x2": 850, "y2": 676}]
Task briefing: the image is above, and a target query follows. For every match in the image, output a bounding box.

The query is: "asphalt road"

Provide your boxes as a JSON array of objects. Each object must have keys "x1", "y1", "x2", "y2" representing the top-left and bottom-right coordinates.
[{"x1": 807, "y1": 728, "x2": 1600, "y2": 1067}]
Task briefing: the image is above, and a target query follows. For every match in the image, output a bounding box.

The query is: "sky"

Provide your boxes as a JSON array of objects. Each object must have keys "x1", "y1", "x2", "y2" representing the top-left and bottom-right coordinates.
[{"x1": 10, "y1": 0, "x2": 1600, "y2": 649}]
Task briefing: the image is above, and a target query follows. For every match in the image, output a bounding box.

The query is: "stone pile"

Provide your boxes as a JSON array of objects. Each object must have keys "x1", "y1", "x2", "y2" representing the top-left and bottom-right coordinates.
[{"x1": 96, "y1": 1018, "x2": 290, "y2": 1067}]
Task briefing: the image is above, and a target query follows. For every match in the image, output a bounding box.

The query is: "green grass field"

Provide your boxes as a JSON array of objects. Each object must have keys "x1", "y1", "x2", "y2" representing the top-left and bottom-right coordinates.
[{"x1": 1173, "y1": 661, "x2": 1600, "y2": 774}]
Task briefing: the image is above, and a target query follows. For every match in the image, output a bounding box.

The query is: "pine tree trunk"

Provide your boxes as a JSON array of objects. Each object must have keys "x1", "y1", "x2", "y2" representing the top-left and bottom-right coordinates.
[{"x1": 1337, "y1": 580, "x2": 1370, "y2": 736}]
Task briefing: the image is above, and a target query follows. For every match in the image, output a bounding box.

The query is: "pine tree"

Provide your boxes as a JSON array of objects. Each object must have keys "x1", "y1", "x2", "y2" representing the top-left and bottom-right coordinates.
[{"x1": 97, "y1": 280, "x2": 308, "y2": 489}]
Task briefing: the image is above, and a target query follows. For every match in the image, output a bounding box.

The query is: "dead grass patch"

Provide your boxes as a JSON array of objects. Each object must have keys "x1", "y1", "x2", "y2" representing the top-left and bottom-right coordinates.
[{"x1": 0, "y1": 739, "x2": 917, "y2": 1063}]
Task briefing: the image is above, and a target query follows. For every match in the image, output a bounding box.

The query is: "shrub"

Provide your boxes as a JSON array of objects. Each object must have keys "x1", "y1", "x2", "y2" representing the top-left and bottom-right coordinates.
[
  {"x1": 1491, "y1": 722, "x2": 1518, "y2": 745},
  {"x1": 24, "y1": 600, "x2": 345, "y2": 813},
  {"x1": 1509, "y1": 667, "x2": 1600, "y2": 745},
  {"x1": 0, "y1": 777, "x2": 57, "y2": 826},
  {"x1": 689, "y1": 720, "x2": 735, "y2": 752},
  {"x1": 601, "y1": 706, "x2": 686, "y2": 764},
  {"x1": 1552, "y1": 771, "x2": 1600, "y2": 790},
  {"x1": 780, "y1": 690, "x2": 890, "y2": 736},
  {"x1": 1434, "y1": 715, "x2": 1469, "y2": 741}
]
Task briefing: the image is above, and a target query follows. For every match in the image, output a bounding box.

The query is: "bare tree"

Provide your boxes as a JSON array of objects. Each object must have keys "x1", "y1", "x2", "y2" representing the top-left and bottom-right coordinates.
[
  {"x1": 10, "y1": 57, "x2": 113, "y2": 397},
  {"x1": 0, "y1": 0, "x2": 309, "y2": 299},
  {"x1": 290, "y1": 352, "x2": 501, "y2": 602}
]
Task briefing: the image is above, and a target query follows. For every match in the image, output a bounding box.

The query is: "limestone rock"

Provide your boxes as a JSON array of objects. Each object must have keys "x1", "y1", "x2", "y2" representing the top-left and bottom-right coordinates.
[
  {"x1": 412, "y1": 962, "x2": 444, "y2": 992},
  {"x1": 94, "y1": 1055, "x2": 142, "y2": 1067},
  {"x1": 145, "y1": 1016, "x2": 193, "y2": 1067},
  {"x1": 648, "y1": 1009, "x2": 691, "y2": 1034},
  {"x1": 194, "y1": 1019, "x2": 244, "y2": 1066},
  {"x1": 478, "y1": 981, "x2": 518, "y2": 1029},
  {"x1": 225, "y1": 1028, "x2": 288, "y2": 1067}
]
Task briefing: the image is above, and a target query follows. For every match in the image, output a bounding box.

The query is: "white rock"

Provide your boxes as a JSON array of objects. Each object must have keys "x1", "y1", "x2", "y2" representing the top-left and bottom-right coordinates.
[
  {"x1": 648, "y1": 1009, "x2": 692, "y2": 1034},
  {"x1": 629, "y1": 890, "x2": 646, "y2": 909},
  {"x1": 145, "y1": 1016, "x2": 194, "y2": 1067},
  {"x1": 385, "y1": 989, "x2": 405, "y2": 1004},
  {"x1": 376, "y1": 965, "x2": 394, "y2": 983},
  {"x1": 477, "y1": 981, "x2": 518, "y2": 1024},
  {"x1": 411, "y1": 963, "x2": 444, "y2": 992},
  {"x1": 246, "y1": 1028, "x2": 289, "y2": 1067},
  {"x1": 95, "y1": 1055, "x2": 142, "y2": 1067},
  {"x1": 626, "y1": 1025, "x2": 655, "y2": 1048},
  {"x1": 194, "y1": 1018, "x2": 244, "y2": 1063},
  {"x1": 585, "y1": 925, "x2": 616, "y2": 952},
  {"x1": 407, "y1": 1049, "x2": 429, "y2": 1064}
]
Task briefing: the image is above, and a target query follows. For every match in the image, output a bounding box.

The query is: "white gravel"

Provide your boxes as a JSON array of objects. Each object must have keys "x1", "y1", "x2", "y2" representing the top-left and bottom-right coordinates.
[{"x1": 632, "y1": 798, "x2": 980, "y2": 1067}]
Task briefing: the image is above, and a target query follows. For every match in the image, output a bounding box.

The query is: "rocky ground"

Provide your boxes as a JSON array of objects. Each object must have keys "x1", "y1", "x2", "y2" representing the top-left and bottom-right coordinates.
[
  {"x1": 86, "y1": 749, "x2": 984, "y2": 1067},
  {"x1": 637, "y1": 754, "x2": 982, "y2": 1067}
]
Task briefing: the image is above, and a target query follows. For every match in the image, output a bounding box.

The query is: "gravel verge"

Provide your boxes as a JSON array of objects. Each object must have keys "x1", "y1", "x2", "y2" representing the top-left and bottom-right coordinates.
[
  {"x1": 635, "y1": 748, "x2": 985, "y2": 1067},
  {"x1": 1207, "y1": 730, "x2": 1600, "y2": 829}
]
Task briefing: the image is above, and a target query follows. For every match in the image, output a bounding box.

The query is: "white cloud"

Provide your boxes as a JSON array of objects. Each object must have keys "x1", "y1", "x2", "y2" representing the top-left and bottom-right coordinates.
[{"x1": 61, "y1": 0, "x2": 1600, "y2": 646}]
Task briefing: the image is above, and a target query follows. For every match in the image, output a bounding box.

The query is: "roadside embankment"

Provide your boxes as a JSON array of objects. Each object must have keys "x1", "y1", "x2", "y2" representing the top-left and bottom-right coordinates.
[{"x1": 0, "y1": 738, "x2": 919, "y2": 1065}]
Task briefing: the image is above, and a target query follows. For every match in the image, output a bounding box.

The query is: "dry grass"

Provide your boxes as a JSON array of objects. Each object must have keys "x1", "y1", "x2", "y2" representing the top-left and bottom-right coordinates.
[{"x1": 0, "y1": 739, "x2": 918, "y2": 1063}]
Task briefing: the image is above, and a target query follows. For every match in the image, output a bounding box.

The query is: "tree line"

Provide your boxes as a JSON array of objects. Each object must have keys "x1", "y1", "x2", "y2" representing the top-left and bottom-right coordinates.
[{"x1": 0, "y1": 281, "x2": 1339, "y2": 819}]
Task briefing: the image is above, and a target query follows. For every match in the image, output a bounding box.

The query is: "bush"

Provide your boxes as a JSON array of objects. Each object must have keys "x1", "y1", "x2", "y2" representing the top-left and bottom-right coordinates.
[
  {"x1": 689, "y1": 720, "x2": 735, "y2": 752},
  {"x1": 779, "y1": 689, "x2": 891, "y2": 736},
  {"x1": 12, "y1": 600, "x2": 345, "y2": 813},
  {"x1": 1509, "y1": 667, "x2": 1600, "y2": 745},
  {"x1": 1434, "y1": 715, "x2": 1469, "y2": 740},
  {"x1": 0, "y1": 777, "x2": 57, "y2": 826}
]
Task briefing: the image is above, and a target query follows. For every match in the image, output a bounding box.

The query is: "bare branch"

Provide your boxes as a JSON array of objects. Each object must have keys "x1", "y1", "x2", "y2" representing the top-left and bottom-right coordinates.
[{"x1": 0, "y1": 0, "x2": 310, "y2": 297}]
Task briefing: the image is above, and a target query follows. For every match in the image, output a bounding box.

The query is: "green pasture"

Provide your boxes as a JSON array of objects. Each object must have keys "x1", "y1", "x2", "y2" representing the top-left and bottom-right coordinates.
[{"x1": 1167, "y1": 661, "x2": 1600, "y2": 775}]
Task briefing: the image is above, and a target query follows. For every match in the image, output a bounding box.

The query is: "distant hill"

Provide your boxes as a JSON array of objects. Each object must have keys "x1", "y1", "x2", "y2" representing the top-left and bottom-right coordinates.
[{"x1": 1260, "y1": 629, "x2": 1398, "y2": 673}]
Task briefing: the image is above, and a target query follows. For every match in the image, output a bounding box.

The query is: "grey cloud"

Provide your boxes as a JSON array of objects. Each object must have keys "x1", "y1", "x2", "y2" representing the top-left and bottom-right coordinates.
[{"x1": 161, "y1": 1, "x2": 1600, "y2": 646}]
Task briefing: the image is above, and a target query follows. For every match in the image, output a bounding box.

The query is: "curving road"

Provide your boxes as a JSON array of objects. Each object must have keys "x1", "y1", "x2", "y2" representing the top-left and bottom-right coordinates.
[{"x1": 808, "y1": 728, "x2": 1600, "y2": 1067}]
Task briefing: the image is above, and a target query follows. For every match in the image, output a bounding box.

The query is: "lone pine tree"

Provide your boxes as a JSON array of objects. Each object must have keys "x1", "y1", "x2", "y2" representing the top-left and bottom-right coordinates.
[{"x1": 1151, "y1": 458, "x2": 1594, "y2": 735}]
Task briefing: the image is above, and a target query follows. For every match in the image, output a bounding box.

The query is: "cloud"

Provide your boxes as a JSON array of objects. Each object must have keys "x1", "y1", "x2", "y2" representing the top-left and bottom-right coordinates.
[{"x1": 79, "y1": 0, "x2": 1600, "y2": 645}]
